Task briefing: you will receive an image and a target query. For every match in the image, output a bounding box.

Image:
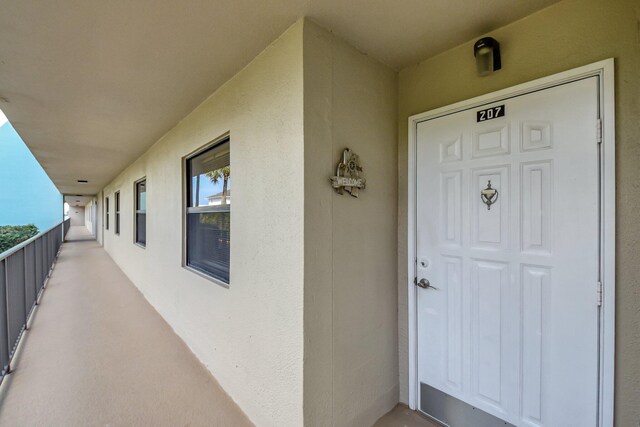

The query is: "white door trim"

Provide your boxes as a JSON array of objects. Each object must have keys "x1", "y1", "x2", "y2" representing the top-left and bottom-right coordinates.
[{"x1": 407, "y1": 58, "x2": 615, "y2": 426}]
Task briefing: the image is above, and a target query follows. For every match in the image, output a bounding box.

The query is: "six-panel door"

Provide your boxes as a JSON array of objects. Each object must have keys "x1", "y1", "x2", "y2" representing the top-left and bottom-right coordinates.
[{"x1": 416, "y1": 77, "x2": 600, "y2": 426}]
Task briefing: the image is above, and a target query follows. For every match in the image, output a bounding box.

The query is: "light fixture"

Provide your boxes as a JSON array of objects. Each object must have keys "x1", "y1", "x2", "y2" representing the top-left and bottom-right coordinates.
[
  {"x1": 77, "y1": 179, "x2": 88, "y2": 184},
  {"x1": 474, "y1": 37, "x2": 501, "y2": 76}
]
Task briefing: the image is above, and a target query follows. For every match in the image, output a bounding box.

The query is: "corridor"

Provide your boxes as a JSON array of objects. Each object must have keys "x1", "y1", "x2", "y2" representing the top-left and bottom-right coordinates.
[
  {"x1": 0, "y1": 237, "x2": 434, "y2": 426},
  {"x1": 65, "y1": 225, "x2": 95, "y2": 242},
  {"x1": 0, "y1": 239, "x2": 252, "y2": 426}
]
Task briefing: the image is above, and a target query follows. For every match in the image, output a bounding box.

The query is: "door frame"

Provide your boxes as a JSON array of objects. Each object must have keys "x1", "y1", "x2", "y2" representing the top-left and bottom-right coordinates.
[{"x1": 407, "y1": 59, "x2": 615, "y2": 426}]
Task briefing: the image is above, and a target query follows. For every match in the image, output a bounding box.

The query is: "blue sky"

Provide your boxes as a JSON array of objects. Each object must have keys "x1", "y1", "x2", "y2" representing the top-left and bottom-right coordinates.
[
  {"x1": 194, "y1": 174, "x2": 229, "y2": 206},
  {"x1": 0, "y1": 110, "x2": 62, "y2": 230}
]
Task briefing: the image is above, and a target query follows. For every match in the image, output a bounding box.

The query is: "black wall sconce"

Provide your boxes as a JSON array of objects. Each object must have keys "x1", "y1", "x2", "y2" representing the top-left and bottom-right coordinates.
[{"x1": 474, "y1": 37, "x2": 501, "y2": 76}]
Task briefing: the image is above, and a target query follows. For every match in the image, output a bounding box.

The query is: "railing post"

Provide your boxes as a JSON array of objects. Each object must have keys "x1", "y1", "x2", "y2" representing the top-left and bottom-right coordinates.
[
  {"x1": 46, "y1": 232, "x2": 51, "y2": 278},
  {"x1": 24, "y1": 246, "x2": 28, "y2": 332},
  {"x1": 31, "y1": 243, "x2": 37, "y2": 307},
  {"x1": 40, "y1": 236, "x2": 46, "y2": 290},
  {"x1": 0, "y1": 259, "x2": 9, "y2": 376}
]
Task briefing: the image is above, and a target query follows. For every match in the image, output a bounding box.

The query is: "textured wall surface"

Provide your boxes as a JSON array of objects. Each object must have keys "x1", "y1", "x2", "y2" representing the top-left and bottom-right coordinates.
[
  {"x1": 101, "y1": 22, "x2": 305, "y2": 426},
  {"x1": 96, "y1": 194, "x2": 103, "y2": 246},
  {"x1": 68, "y1": 206, "x2": 85, "y2": 227},
  {"x1": 84, "y1": 199, "x2": 95, "y2": 234},
  {"x1": 0, "y1": 122, "x2": 62, "y2": 231},
  {"x1": 303, "y1": 21, "x2": 399, "y2": 426},
  {"x1": 397, "y1": 0, "x2": 640, "y2": 425}
]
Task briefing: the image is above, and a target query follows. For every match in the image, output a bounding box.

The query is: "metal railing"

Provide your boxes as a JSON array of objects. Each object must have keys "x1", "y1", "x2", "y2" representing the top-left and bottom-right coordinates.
[
  {"x1": 63, "y1": 217, "x2": 71, "y2": 238},
  {"x1": 0, "y1": 220, "x2": 67, "y2": 384}
]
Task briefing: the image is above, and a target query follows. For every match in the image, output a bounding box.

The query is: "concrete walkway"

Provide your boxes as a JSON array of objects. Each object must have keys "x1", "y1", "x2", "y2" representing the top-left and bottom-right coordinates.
[
  {"x1": 0, "y1": 240, "x2": 252, "y2": 426},
  {"x1": 374, "y1": 404, "x2": 438, "y2": 427},
  {"x1": 65, "y1": 225, "x2": 95, "y2": 241},
  {"x1": 0, "y1": 238, "x2": 435, "y2": 426}
]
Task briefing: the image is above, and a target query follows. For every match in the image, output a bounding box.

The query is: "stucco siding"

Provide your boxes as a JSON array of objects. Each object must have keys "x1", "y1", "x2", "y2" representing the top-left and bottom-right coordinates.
[
  {"x1": 397, "y1": 0, "x2": 640, "y2": 425},
  {"x1": 69, "y1": 206, "x2": 85, "y2": 227},
  {"x1": 303, "y1": 21, "x2": 399, "y2": 426},
  {"x1": 100, "y1": 22, "x2": 305, "y2": 426}
]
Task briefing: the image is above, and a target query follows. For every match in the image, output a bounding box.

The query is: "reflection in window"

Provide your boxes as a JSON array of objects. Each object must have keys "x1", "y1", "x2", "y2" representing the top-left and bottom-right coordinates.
[
  {"x1": 115, "y1": 191, "x2": 120, "y2": 235},
  {"x1": 186, "y1": 138, "x2": 230, "y2": 284},
  {"x1": 105, "y1": 197, "x2": 109, "y2": 230},
  {"x1": 135, "y1": 179, "x2": 146, "y2": 246}
]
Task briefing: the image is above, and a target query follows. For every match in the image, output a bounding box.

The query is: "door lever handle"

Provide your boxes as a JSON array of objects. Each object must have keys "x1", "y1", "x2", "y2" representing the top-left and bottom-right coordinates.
[{"x1": 416, "y1": 278, "x2": 438, "y2": 290}]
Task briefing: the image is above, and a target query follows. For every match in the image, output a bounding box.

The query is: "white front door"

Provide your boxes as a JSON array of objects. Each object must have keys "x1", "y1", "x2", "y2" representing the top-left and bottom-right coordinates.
[{"x1": 416, "y1": 77, "x2": 600, "y2": 426}]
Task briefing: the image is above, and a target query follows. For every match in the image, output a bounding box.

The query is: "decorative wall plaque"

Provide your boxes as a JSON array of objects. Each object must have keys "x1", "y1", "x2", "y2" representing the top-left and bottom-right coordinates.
[{"x1": 330, "y1": 148, "x2": 366, "y2": 198}]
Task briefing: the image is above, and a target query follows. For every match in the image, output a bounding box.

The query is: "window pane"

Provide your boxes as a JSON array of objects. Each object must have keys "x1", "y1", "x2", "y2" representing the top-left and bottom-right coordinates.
[
  {"x1": 136, "y1": 213, "x2": 146, "y2": 245},
  {"x1": 115, "y1": 192, "x2": 120, "y2": 234},
  {"x1": 186, "y1": 139, "x2": 230, "y2": 283},
  {"x1": 187, "y1": 211, "x2": 230, "y2": 283},
  {"x1": 188, "y1": 142, "x2": 231, "y2": 208},
  {"x1": 136, "y1": 180, "x2": 146, "y2": 246},
  {"x1": 137, "y1": 181, "x2": 146, "y2": 211}
]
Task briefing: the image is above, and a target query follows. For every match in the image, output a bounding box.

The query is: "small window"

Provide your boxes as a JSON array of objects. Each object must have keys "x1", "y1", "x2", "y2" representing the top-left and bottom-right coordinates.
[
  {"x1": 185, "y1": 138, "x2": 230, "y2": 284},
  {"x1": 135, "y1": 179, "x2": 146, "y2": 247},
  {"x1": 105, "y1": 196, "x2": 110, "y2": 230},
  {"x1": 115, "y1": 191, "x2": 121, "y2": 235}
]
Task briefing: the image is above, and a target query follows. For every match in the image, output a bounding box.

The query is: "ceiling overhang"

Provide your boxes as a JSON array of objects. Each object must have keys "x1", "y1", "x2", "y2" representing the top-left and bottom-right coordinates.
[
  {"x1": 64, "y1": 195, "x2": 94, "y2": 208},
  {"x1": 0, "y1": 0, "x2": 560, "y2": 196}
]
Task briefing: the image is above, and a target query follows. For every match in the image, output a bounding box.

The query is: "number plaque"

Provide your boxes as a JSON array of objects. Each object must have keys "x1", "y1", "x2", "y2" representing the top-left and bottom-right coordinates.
[{"x1": 477, "y1": 105, "x2": 505, "y2": 122}]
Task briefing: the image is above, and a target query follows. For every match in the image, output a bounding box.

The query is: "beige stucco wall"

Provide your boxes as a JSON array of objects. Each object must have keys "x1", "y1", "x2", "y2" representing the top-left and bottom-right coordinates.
[
  {"x1": 97, "y1": 192, "x2": 103, "y2": 245},
  {"x1": 84, "y1": 199, "x2": 95, "y2": 235},
  {"x1": 397, "y1": 0, "x2": 640, "y2": 424},
  {"x1": 303, "y1": 21, "x2": 399, "y2": 426},
  {"x1": 97, "y1": 19, "x2": 399, "y2": 425},
  {"x1": 68, "y1": 206, "x2": 85, "y2": 227},
  {"x1": 100, "y1": 22, "x2": 305, "y2": 426}
]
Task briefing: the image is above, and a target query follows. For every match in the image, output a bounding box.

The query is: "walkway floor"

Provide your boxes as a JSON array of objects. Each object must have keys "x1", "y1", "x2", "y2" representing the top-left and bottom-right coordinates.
[
  {"x1": 0, "y1": 237, "x2": 435, "y2": 426},
  {"x1": 0, "y1": 240, "x2": 252, "y2": 426},
  {"x1": 374, "y1": 404, "x2": 439, "y2": 427},
  {"x1": 65, "y1": 225, "x2": 95, "y2": 241}
]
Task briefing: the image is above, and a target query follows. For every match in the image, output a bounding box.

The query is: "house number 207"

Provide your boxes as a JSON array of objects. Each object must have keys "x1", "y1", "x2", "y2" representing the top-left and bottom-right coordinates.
[{"x1": 476, "y1": 105, "x2": 505, "y2": 122}]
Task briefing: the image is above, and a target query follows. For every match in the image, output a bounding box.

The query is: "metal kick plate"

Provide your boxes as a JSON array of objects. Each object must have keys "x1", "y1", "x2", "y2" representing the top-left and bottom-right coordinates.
[{"x1": 420, "y1": 383, "x2": 515, "y2": 427}]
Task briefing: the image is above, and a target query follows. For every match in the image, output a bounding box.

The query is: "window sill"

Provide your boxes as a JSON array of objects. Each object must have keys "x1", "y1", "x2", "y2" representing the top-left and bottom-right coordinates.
[{"x1": 183, "y1": 265, "x2": 229, "y2": 289}]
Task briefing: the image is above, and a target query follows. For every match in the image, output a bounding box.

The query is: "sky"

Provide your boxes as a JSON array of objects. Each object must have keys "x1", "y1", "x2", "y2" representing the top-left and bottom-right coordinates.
[
  {"x1": 0, "y1": 109, "x2": 63, "y2": 230},
  {"x1": 0, "y1": 109, "x2": 7, "y2": 128},
  {"x1": 194, "y1": 174, "x2": 228, "y2": 206},
  {"x1": 2, "y1": 107, "x2": 224, "y2": 209}
]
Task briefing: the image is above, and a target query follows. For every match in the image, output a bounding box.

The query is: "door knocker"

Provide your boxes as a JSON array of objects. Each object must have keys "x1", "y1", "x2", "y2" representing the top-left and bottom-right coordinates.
[{"x1": 481, "y1": 180, "x2": 498, "y2": 210}]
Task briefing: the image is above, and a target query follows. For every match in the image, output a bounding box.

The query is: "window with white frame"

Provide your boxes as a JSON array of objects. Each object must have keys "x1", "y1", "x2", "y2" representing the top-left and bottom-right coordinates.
[
  {"x1": 115, "y1": 191, "x2": 120, "y2": 235},
  {"x1": 105, "y1": 196, "x2": 110, "y2": 230},
  {"x1": 135, "y1": 179, "x2": 146, "y2": 247},
  {"x1": 185, "y1": 138, "x2": 230, "y2": 284}
]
